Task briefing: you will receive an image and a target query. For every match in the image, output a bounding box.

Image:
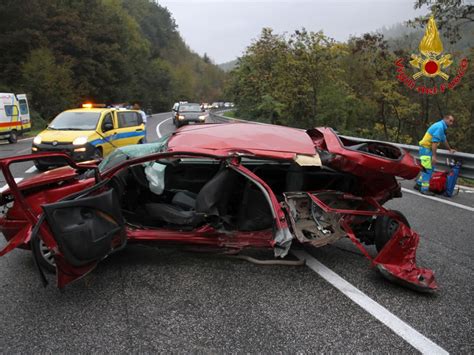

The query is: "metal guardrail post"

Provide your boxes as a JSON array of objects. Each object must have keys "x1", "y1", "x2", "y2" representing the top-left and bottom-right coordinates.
[{"x1": 209, "y1": 110, "x2": 474, "y2": 180}]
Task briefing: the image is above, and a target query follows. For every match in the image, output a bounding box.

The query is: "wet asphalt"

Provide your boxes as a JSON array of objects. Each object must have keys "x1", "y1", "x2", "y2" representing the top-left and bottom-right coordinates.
[{"x1": 0, "y1": 113, "x2": 472, "y2": 353}]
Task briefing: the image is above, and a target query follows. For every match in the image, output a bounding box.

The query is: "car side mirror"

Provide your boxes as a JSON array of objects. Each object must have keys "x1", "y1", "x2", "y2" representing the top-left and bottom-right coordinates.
[{"x1": 103, "y1": 122, "x2": 114, "y2": 132}]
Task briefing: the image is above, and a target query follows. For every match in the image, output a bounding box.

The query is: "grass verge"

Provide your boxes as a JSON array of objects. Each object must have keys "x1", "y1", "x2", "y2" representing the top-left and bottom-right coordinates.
[
  {"x1": 458, "y1": 177, "x2": 474, "y2": 188},
  {"x1": 22, "y1": 129, "x2": 43, "y2": 138},
  {"x1": 223, "y1": 110, "x2": 236, "y2": 118}
]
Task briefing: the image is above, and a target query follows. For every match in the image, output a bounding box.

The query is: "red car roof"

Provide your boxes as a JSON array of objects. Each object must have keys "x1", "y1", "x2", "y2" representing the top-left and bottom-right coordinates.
[{"x1": 167, "y1": 123, "x2": 316, "y2": 157}]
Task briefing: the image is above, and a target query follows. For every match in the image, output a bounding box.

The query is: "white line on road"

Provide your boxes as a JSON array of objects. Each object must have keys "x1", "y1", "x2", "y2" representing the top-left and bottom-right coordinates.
[
  {"x1": 292, "y1": 250, "x2": 449, "y2": 355},
  {"x1": 18, "y1": 147, "x2": 31, "y2": 154},
  {"x1": 18, "y1": 137, "x2": 34, "y2": 142},
  {"x1": 457, "y1": 184, "x2": 474, "y2": 192},
  {"x1": 0, "y1": 178, "x2": 23, "y2": 193},
  {"x1": 156, "y1": 117, "x2": 173, "y2": 138},
  {"x1": 25, "y1": 166, "x2": 37, "y2": 174},
  {"x1": 402, "y1": 187, "x2": 474, "y2": 212}
]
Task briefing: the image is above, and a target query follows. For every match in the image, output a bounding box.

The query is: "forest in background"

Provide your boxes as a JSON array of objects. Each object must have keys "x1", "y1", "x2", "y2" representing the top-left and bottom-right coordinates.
[
  {"x1": 226, "y1": 1, "x2": 473, "y2": 152},
  {"x1": 0, "y1": 0, "x2": 226, "y2": 125}
]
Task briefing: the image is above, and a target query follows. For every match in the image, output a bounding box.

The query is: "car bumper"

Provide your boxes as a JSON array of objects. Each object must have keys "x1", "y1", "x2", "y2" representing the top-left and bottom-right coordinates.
[
  {"x1": 32, "y1": 143, "x2": 96, "y2": 166},
  {"x1": 178, "y1": 118, "x2": 206, "y2": 125}
]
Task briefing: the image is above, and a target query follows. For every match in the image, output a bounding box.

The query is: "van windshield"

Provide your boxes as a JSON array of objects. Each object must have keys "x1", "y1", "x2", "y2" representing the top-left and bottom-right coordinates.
[{"x1": 48, "y1": 111, "x2": 101, "y2": 130}]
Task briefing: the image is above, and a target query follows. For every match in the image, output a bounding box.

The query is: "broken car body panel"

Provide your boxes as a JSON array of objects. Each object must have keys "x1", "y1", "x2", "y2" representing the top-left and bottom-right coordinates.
[
  {"x1": 0, "y1": 124, "x2": 436, "y2": 292},
  {"x1": 284, "y1": 191, "x2": 436, "y2": 292}
]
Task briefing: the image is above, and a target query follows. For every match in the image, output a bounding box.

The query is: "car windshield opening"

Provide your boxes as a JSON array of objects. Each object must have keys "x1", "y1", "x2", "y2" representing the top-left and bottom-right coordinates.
[
  {"x1": 48, "y1": 111, "x2": 101, "y2": 130},
  {"x1": 179, "y1": 104, "x2": 201, "y2": 112}
]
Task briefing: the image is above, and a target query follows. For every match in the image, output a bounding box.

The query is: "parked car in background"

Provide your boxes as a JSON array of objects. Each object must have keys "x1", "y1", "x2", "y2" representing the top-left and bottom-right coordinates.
[
  {"x1": 0, "y1": 93, "x2": 31, "y2": 143},
  {"x1": 0, "y1": 123, "x2": 436, "y2": 293}
]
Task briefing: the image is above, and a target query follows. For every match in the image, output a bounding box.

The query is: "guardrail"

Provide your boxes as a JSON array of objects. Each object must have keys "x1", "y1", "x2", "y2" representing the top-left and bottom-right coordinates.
[{"x1": 209, "y1": 110, "x2": 474, "y2": 180}]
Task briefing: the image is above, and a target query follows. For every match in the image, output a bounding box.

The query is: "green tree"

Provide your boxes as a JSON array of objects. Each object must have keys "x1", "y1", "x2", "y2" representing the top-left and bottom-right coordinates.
[
  {"x1": 409, "y1": 0, "x2": 474, "y2": 42},
  {"x1": 21, "y1": 47, "x2": 75, "y2": 120}
]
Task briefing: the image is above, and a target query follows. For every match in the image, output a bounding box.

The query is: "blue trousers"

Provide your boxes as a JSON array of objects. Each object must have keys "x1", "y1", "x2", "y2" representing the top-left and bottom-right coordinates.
[{"x1": 417, "y1": 147, "x2": 433, "y2": 192}]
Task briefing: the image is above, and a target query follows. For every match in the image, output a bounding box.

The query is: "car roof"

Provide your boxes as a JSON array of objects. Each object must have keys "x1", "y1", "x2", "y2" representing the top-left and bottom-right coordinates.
[{"x1": 167, "y1": 123, "x2": 316, "y2": 156}]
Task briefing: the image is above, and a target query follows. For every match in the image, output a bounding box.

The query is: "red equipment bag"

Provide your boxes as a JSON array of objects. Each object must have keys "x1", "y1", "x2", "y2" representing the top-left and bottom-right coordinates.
[{"x1": 429, "y1": 171, "x2": 447, "y2": 193}]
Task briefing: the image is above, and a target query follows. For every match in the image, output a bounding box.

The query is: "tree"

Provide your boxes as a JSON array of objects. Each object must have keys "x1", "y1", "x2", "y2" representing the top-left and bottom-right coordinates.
[
  {"x1": 409, "y1": 0, "x2": 474, "y2": 42},
  {"x1": 21, "y1": 47, "x2": 75, "y2": 120}
]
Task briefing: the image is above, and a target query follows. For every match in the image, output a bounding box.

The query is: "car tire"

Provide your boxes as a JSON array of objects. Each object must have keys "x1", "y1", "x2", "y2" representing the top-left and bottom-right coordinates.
[
  {"x1": 34, "y1": 161, "x2": 49, "y2": 171},
  {"x1": 8, "y1": 130, "x2": 17, "y2": 144},
  {"x1": 374, "y1": 210, "x2": 410, "y2": 253},
  {"x1": 32, "y1": 236, "x2": 56, "y2": 273}
]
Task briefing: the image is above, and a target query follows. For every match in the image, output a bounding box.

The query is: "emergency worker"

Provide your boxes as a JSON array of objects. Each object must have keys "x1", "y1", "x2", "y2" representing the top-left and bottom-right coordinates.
[{"x1": 415, "y1": 115, "x2": 456, "y2": 195}]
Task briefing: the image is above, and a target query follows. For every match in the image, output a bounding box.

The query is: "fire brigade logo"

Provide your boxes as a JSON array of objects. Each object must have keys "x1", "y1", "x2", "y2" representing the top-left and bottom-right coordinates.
[
  {"x1": 394, "y1": 15, "x2": 468, "y2": 95},
  {"x1": 409, "y1": 16, "x2": 452, "y2": 80}
]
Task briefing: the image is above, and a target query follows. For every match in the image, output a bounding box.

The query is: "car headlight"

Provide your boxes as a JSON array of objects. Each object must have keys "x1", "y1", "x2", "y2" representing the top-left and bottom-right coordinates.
[
  {"x1": 198, "y1": 115, "x2": 208, "y2": 120},
  {"x1": 178, "y1": 115, "x2": 185, "y2": 120},
  {"x1": 72, "y1": 136, "x2": 88, "y2": 146},
  {"x1": 33, "y1": 136, "x2": 42, "y2": 145}
]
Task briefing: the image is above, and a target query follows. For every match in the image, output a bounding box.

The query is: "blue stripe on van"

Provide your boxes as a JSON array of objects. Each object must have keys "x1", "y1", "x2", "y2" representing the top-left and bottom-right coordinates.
[{"x1": 90, "y1": 130, "x2": 144, "y2": 146}]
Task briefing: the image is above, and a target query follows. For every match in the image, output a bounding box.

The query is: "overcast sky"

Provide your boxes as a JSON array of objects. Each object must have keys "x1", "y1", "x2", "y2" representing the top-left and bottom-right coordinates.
[{"x1": 158, "y1": 0, "x2": 428, "y2": 64}]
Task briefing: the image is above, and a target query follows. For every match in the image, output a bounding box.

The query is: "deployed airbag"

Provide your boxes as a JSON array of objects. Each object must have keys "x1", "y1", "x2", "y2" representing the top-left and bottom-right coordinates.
[{"x1": 144, "y1": 162, "x2": 167, "y2": 195}]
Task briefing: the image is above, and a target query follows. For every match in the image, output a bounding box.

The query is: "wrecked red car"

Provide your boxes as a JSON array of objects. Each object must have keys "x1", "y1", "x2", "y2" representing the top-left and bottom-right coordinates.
[{"x1": 0, "y1": 123, "x2": 436, "y2": 292}]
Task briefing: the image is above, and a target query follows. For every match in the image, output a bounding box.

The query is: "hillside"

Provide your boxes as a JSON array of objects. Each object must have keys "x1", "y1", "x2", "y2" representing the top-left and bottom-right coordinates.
[
  {"x1": 0, "y1": 0, "x2": 226, "y2": 120},
  {"x1": 219, "y1": 59, "x2": 238, "y2": 72},
  {"x1": 378, "y1": 21, "x2": 474, "y2": 53}
]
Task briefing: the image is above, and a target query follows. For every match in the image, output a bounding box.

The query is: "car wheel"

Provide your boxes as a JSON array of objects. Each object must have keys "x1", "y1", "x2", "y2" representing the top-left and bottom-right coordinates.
[
  {"x1": 8, "y1": 130, "x2": 17, "y2": 144},
  {"x1": 34, "y1": 161, "x2": 49, "y2": 171},
  {"x1": 374, "y1": 210, "x2": 410, "y2": 253},
  {"x1": 93, "y1": 147, "x2": 103, "y2": 160},
  {"x1": 32, "y1": 237, "x2": 56, "y2": 273}
]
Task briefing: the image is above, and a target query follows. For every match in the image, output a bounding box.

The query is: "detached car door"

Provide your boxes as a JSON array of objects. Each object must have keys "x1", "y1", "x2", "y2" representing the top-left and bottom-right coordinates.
[{"x1": 41, "y1": 189, "x2": 126, "y2": 289}]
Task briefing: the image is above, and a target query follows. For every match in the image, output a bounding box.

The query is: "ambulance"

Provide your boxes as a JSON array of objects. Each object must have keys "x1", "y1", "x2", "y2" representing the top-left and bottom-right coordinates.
[{"x1": 0, "y1": 93, "x2": 31, "y2": 143}]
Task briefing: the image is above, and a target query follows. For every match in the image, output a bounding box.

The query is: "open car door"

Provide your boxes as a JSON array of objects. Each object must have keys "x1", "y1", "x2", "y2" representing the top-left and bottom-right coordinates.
[{"x1": 39, "y1": 189, "x2": 126, "y2": 289}]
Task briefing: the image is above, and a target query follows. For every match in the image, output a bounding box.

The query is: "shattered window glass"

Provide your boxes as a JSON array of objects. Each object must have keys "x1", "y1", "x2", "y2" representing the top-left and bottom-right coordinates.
[{"x1": 98, "y1": 134, "x2": 170, "y2": 172}]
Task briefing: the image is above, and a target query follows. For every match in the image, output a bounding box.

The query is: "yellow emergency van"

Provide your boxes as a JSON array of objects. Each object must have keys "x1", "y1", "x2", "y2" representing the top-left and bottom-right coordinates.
[
  {"x1": 0, "y1": 93, "x2": 31, "y2": 143},
  {"x1": 32, "y1": 104, "x2": 145, "y2": 170}
]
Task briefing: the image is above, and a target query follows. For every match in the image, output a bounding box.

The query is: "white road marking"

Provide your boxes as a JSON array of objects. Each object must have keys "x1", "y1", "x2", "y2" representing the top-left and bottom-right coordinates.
[
  {"x1": 18, "y1": 137, "x2": 34, "y2": 142},
  {"x1": 292, "y1": 250, "x2": 448, "y2": 355},
  {"x1": 456, "y1": 185, "x2": 474, "y2": 192},
  {"x1": 0, "y1": 178, "x2": 23, "y2": 193},
  {"x1": 25, "y1": 166, "x2": 37, "y2": 174},
  {"x1": 156, "y1": 117, "x2": 173, "y2": 138},
  {"x1": 402, "y1": 187, "x2": 474, "y2": 212},
  {"x1": 18, "y1": 147, "x2": 31, "y2": 154}
]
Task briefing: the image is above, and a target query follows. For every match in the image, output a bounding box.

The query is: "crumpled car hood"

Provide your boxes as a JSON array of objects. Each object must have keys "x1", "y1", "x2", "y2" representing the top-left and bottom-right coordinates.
[{"x1": 167, "y1": 123, "x2": 317, "y2": 157}]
